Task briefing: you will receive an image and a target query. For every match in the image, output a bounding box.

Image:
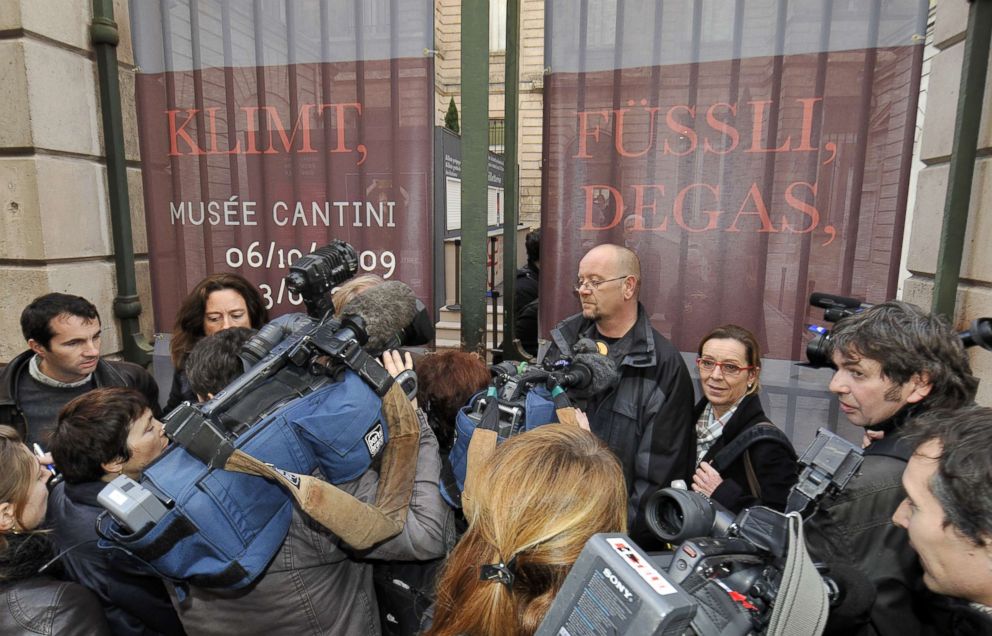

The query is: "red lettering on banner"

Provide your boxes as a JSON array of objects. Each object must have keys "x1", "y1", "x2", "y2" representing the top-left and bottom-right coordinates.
[
  {"x1": 703, "y1": 103, "x2": 739, "y2": 154},
  {"x1": 662, "y1": 105, "x2": 697, "y2": 156},
  {"x1": 794, "y1": 97, "x2": 821, "y2": 152},
  {"x1": 167, "y1": 109, "x2": 204, "y2": 156},
  {"x1": 728, "y1": 183, "x2": 778, "y2": 232},
  {"x1": 747, "y1": 100, "x2": 791, "y2": 153},
  {"x1": 205, "y1": 107, "x2": 242, "y2": 155},
  {"x1": 631, "y1": 184, "x2": 668, "y2": 230},
  {"x1": 263, "y1": 105, "x2": 316, "y2": 154},
  {"x1": 614, "y1": 104, "x2": 660, "y2": 158},
  {"x1": 782, "y1": 181, "x2": 820, "y2": 232},
  {"x1": 674, "y1": 183, "x2": 722, "y2": 232},
  {"x1": 574, "y1": 110, "x2": 612, "y2": 158},
  {"x1": 582, "y1": 185, "x2": 624, "y2": 229},
  {"x1": 165, "y1": 102, "x2": 364, "y2": 159}
]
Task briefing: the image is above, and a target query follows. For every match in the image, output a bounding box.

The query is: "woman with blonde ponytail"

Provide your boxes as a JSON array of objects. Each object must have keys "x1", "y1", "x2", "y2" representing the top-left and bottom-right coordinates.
[{"x1": 425, "y1": 423, "x2": 627, "y2": 636}]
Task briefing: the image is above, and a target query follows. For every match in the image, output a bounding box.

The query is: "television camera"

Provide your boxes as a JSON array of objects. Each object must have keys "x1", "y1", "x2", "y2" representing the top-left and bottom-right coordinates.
[
  {"x1": 804, "y1": 292, "x2": 992, "y2": 368},
  {"x1": 460, "y1": 338, "x2": 618, "y2": 439},
  {"x1": 537, "y1": 428, "x2": 872, "y2": 636},
  {"x1": 100, "y1": 240, "x2": 432, "y2": 541}
]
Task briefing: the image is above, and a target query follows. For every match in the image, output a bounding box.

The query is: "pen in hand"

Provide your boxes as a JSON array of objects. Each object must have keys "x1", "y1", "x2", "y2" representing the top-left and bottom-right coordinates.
[{"x1": 32, "y1": 442, "x2": 56, "y2": 473}]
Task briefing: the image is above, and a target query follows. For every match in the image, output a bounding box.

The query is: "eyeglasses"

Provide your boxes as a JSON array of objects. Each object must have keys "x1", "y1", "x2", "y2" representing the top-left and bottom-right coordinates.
[
  {"x1": 695, "y1": 357, "x2": 755, "y2": 377},
  {"x1": 573, "y1": 276, "x2": 629, "y2": 293}
]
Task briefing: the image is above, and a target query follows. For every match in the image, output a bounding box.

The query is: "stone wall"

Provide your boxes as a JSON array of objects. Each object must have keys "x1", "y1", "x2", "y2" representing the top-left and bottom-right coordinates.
[
  {"x1": 0, "y1": 0, "x2": 153, "y2": 362},
  {"x1": 902, "y1": 0, "x2": 992, "y2": 404}
]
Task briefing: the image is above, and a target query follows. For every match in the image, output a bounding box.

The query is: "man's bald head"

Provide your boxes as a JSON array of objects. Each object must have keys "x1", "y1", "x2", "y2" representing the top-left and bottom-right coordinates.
[{"x1": 581, "y1": 244, "x2": 641, "y2": 294}]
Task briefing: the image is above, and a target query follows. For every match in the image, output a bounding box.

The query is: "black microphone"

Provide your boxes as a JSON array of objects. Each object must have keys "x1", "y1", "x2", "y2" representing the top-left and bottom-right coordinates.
[
  {"x1": 554, "y1": 347, "x2": 617, "y2": 395},
  {"x1": 822, "y1": 563, "x2": 877, "y2": 633},
  {"x1": 338, "y1": 280, "x2": 419, "y2": 352},
  {"x1": 809, "y1": 292, "x2": 865, "y2": 311}
]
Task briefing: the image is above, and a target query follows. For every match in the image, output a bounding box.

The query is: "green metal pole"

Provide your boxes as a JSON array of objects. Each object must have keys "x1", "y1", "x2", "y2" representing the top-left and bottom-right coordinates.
[
  {"x1": 91, "y1": 0, "x2": 151, "y2": 365},
  {"x1": 500, "y1": 0, "x2": 524, "y2": 359},
  {"x1": 460, "y1": 0, "x2": 490, "y2": 353},
  {"x1": 932, "y1": 0, "x2": 992, "y2": 319}
]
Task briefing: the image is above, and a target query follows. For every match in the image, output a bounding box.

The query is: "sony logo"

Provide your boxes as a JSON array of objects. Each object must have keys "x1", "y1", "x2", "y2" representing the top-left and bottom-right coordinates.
[{"x1": 602, "y1": 567, "x2": 634, "y2": 602}]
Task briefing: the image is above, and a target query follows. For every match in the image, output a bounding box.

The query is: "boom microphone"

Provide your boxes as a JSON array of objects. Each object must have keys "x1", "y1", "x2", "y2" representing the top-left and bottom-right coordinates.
[
  {"x1": 809, "y1": 292, "x2": 865, "y2": 311},
  {"x1": 338, "y1": 281, "x2": 419, "y2": 352}
]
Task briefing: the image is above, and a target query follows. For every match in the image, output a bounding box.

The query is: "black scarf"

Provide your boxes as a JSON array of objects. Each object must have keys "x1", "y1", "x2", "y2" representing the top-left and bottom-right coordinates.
[{"x1": 0, "y1": 533, "x2": 63, "y2": 584}]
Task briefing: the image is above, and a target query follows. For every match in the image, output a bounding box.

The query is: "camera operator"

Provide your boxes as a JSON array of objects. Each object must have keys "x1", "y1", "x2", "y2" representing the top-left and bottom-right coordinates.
[
  {"x1": 171, "y1": 329, "x2": 455, "y2": 636},
  {"x1": 804, "y1": 301, "x2": 978, "y2": 635},
  {"x1": 540, "y1": 244, "x2": 695, "y2": 549},
  {"x1": 892, "y1": 407, "x2": 992, "y2": 635}
]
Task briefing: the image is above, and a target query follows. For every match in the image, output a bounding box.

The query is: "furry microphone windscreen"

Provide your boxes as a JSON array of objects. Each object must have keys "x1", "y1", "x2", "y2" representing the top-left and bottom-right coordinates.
[
  {"x1": 339, "y1": 280, "x2": 418, "y2": 350},
  {"x1": 572, "y1": 351, "x2": 618, "y2": 395}
]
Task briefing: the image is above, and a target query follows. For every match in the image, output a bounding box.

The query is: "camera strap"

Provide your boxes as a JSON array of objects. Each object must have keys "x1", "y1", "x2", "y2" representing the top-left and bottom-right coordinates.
[
  {"x1": 767, "y1": 512, "x2": 829, "y2": 636},
  {"x1": 224, "y1": 380, "x2": 422, "y2": 549},
  {"x1": 710, "y1": 422, "x2": 797, "y2": 474}
]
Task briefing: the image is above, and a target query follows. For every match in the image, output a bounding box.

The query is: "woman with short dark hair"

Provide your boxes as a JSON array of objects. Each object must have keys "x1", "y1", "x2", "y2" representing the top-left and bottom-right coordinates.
[
  {"x1": 47, "y1": 388, "x2": 182, "y2": 635},
  {"x1": 0, "y1": 425, "x2": 110, "y2": 635}
]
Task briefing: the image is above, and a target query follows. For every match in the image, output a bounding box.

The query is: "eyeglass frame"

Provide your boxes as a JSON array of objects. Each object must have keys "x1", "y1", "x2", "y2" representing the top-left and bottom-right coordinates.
[
  {"x1": 695, "y1": 357, "x2": 756, "y2": 377},
  {"x1": 573, "y1": 275, "x2": 631, "y2": 294}
]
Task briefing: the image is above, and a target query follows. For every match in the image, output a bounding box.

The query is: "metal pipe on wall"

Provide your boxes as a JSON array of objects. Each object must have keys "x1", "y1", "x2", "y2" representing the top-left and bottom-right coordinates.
[{"x1": 91, "y1": 0, "x2": 151, "y2": 364}]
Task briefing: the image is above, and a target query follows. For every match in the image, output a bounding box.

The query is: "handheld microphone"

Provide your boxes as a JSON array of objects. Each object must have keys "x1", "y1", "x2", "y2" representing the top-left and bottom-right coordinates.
[{"x1": 338, "y1": 280, "x2": 419, "y2": 352}]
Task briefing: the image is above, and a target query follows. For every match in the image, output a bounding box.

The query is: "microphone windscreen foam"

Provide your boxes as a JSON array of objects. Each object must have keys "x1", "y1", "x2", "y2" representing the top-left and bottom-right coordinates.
[
  {"x1": 339, "y1": 280, "x2": 418, "y2": 351},
  {"x1": 572, "y1": 351, "x2": 618, "y2": 395}
]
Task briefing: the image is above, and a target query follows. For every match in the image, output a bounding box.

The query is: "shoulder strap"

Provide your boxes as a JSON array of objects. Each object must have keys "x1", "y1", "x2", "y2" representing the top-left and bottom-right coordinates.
[
  {"x1": 711, "y1": 422, "x2": 797, "y2": 473},
  {"x1": 863, "y1": 434, "x2": 913, "y2": 463}
]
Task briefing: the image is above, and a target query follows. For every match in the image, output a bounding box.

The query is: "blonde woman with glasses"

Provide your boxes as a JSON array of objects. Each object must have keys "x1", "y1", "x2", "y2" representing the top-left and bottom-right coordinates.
[{"x1": 691, "y1": 324, "x2": 798, "y2": 513}]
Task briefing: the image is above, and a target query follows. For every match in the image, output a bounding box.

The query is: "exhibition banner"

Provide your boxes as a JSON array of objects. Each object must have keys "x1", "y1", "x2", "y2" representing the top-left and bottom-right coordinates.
[
  {"x1": 130, "y1": 0, "x2": 433, "y2": 328},
  {"x1": 542, "y1": 0, "x2": 927, "y2": 362}
]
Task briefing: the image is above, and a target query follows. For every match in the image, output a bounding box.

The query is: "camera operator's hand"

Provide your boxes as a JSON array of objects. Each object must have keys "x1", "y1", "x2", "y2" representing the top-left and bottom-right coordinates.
[
  {"x1": 574, "y1": 409, "x2": 591, "y2": 432},
  {"x1": 381, "y1": 350, "x2": 417, "y2": 408},
  {"x1": 691, "y1": 461, "x2": 724, "y2": 497}
]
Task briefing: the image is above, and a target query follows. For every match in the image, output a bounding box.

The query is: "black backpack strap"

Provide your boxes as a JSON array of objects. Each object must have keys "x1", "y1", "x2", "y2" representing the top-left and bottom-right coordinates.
[
  {"x1": 711, "y1": 422, "x2": 797, "y2": 473},
  {"x1": 863, "y1": 434, "x2": 913, "y2": 463}
]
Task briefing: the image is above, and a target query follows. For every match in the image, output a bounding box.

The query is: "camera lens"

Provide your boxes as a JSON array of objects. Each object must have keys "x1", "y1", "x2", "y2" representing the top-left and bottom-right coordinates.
[
  {"x1": 805, "y1": 332, "x2": 833, "y2": 368},
  {"x1": 645, "y1": 488, "x2": 717, "y2": 544},
  {"x1": 241, "y1": 322, "x2": 287, "y2": 365}
]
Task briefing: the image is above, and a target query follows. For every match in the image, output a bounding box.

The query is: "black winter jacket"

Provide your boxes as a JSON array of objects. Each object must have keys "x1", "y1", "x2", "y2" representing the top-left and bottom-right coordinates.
[
  {"x1": 0, "y1": 349, "x2": 160, "y2": 444},
  {"x1": 0, "y1": 533, "x2": 110, "y2": 636},
  {"x1": 46, "y1": 481, "x2": 184, "y2": 636},
  {"x1": 543, "y1": 304, "x2": 696, "y2": 547},
  {"x1": 806, "y1": 407, "x2": 938, "y2": 636},
  {"x1": 695, "y1": 393, "x2": 798, "y2": 513}
]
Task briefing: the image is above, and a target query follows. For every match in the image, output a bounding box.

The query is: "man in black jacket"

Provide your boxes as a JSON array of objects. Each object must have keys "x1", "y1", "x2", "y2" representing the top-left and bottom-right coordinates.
[
  {"x1": 0, "y1": 293, "x2": 159, "y2": 446},
  {"x1": 892, "y1": 406, "x2": 992, "y2": 636},
  {"x1": 541, "y1": 243, "x2": 695, "y2": 547},
  {"x1": 806, "y1": 300, "x2": 977, "y2": 636}
]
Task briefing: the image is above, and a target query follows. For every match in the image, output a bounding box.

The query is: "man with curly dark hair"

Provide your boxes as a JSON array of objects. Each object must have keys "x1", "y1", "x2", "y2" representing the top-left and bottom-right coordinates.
[{"x1": 806, "y1": 300, "x2": 978, "y2": 636}]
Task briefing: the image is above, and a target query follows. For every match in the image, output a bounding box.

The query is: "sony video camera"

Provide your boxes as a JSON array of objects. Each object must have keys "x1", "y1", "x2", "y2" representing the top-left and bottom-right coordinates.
[
  {"x1": 804, "y1": 292, "x2": 992, "y2": 368},
  {"x1": 538, "y1": 428, "x2": 871, "y2": 635}
]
